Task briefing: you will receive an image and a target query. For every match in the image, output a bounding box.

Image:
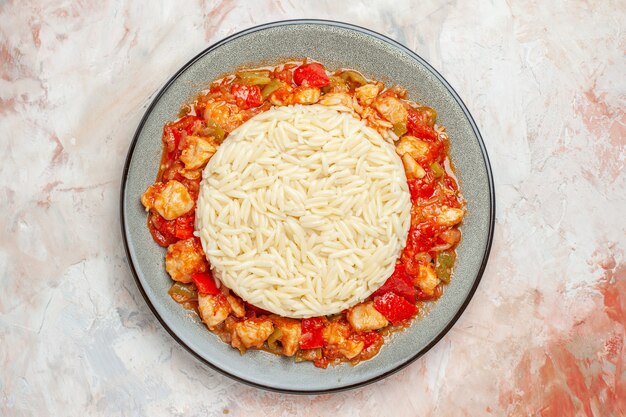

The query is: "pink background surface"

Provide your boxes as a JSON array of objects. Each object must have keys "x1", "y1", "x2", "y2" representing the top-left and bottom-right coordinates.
[{"x1": 1, "y1": 1, "x2": 624, "y2": 416}]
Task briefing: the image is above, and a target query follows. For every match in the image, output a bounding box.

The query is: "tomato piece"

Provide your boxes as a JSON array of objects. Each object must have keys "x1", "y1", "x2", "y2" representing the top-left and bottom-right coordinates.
[
  {"x1": 407, "y1": 176, "x2": 436, "y2": 200},
  {"x1": 174, "y1": 214, "x2": 195, "y2": 239},
  {"x1": 162, "y1": 115, "x2": 203, "y2": 164},
  {"x1": 407, "y1": 109, "x2": 438, "y2": 140},
  {"x1": 371, "y1": 264, "x2": 416, "y2": 303},
  {"x1": 293, "y1": 63, "x2": 330, "y2": 88},
  {"x1": 360, "y1": 331, "x2": 383, "y2": 349},
  {"x1": 148, "y1": 211, "x2": 196, "y2": 246},
  {"x1": 373, "y1": 292, "x2": 417, "y2": 325},
  {"x1": 406, "y1": 221, "x2": 445, "y2": 253},
  {"x1": 148, "y1": 213, "x2": 177, "y2": 247},
  {"x1": 191, "y1": 272, "x2": 220, "y2": 295},
  {"x1": 231, "y1": 83, "x2": 262, "y2": 109},
  {"x1": 300, "y1": 317, "x2": 326, "y2": 349}
]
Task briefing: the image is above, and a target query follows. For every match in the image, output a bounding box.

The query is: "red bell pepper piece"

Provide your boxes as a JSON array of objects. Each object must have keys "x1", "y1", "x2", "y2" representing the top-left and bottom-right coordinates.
[
  {"x1": 191, "y1": 272, "x2": 220, "y2": 295},
  {"x1": 231, "y1": 83, "x2": 262, "y2": 109},
  {"x1": 372, "y1": 264, "x2": 416, "y2": 303},
  {"x1": 148, "y1": 213, "x2": 195, "y2": 246},
  {"x1": 373, "y1": 292, "x2": 417, "y2": 324},
  {"x1": 299, "y1": 317, "x2": 326, "y2": 349},
  {"x1": 293, "y1": 63, "x2": 330, "y2": 88}
]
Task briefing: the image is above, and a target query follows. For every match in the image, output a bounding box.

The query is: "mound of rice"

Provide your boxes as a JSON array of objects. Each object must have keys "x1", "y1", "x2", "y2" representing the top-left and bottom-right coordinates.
[{"x1": 195, "y1": 104, "x2": 411, "y2": 318}]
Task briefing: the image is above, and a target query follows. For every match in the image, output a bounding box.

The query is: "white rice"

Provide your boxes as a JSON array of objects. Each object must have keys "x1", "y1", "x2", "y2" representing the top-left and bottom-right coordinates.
[{"x1": 195, "y1": 104, "x2": 411, "y2": 318}]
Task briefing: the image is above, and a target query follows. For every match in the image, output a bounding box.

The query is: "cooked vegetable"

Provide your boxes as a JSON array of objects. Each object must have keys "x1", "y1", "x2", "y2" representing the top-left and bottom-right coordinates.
[
  {"x1": 299, "y1": 317, "x2": 325, "y2": 349},
  {"x1": 267, "y1": 328, "x2": 283, "y2": 351},
  {"x1": 191, "y1": 272, "x2": 220, "y2": 295},
  {"x1": 168, "y1": 282, "x2": 197, "y2": 304},
  {"x1": 295, "y1": 348, "x2": 322, "y2": 363},
  {"x1": 237, "y1": 70, "x2": 272, "y2": 85},
  {"x1": 339, "y1": 69, "x2": 367, "y2": 86},
  {"x1": 205, "y1": 118, "x2": 225, "y2": 142},
  {"x1": 373, "y1": 292, "x2": 417, "y2": 324},
  {"x1": 392, "y1": 121, "x2": 408, "y2": 137},
  {"x1": 371, "y1": 264, "x2": 416, "y2": 303},
  {"x1": 407, "y1": 108, "x2": 438, "y2": 140},
  {"x1": 261, "y1": 79, "x2": 283, "y2": 99},
  {"x1": 416, "y1": 106, "x2": 437, "y2": 127},
  {"x1": 430, "y1": 161, "x2": 444, "y2": 178},
  {"x1": 293, "y1": 63, "x2": 330, "y2": 87},
  {"x1": 436, "y1": 251, "x2": 456, "y2": 283},
  {"x1": 231, "y1": 84, "x2": 262, "y2": 109}
]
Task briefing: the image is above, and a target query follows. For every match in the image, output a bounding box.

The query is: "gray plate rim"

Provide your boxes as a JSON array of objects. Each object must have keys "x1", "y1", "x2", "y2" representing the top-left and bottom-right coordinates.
[{"x1": 120, "y1": 19, "x2": 496, "y2": 394}]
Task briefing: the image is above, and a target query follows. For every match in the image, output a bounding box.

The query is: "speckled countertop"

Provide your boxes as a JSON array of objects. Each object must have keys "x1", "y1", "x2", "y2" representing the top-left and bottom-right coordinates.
[{"x1": 1, "y1": 1, "x2": 624, "y2": 416}]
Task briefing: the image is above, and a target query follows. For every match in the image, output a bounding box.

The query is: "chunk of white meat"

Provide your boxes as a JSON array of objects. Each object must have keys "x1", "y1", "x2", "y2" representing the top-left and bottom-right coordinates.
[
  {"x1": 269, "y1": 85, "x2": 293, "y2": 106},
  {"x1": 225, "y1": 294, "x2": 245, "y2": 318},
  {"x1": 292, "y1": 87, "x2": 321, "y2": 104},
  {"x1": 165, "y1": 238, "x2": 207, "y2": 283},
  {"x1": 272, "y1": 317, "x2": 302, "y2": 356},
  {"x1": 436, "y1": 206, "x2": 465, "y2": 226},
  {"x1": 141, "y1": 180, "x2": 194, "y2": 220},
  {"x1": 230, "y1": 318, "x2": 274, "y2": 349},
  {"x1": 319, "y1": 92, "x2": 353, "y2": 109},
  {"x1": 401, "y1": 153, "x2": 426, "y2": 179},
  {"x1": 323, "y1": 322, "x2": 364, "y2": 359},
  {"x1": 373, "y1": 95, "x2": 408, "y2": 124},
  {"x1": 354, "y1": 84, "x2": 381, "y2": 106},
  {"x1": 198, "y1": 293, "x2": 231, "y2": 329},
  {"x1": 396, "y1": 135, "x2": 430, "y2": 162},
  {"x1": 203, "y1": 101, "x2": 244, "y2": 132},
  {"x1": 416, "y1": 263, "x2": 439, "y2": 295},
  {"x1": 347, "y1": 302, "x2": 388, "y2": 332},
  {"x1": 180, "y1": 135, "x2": 216, "y2": 170}
]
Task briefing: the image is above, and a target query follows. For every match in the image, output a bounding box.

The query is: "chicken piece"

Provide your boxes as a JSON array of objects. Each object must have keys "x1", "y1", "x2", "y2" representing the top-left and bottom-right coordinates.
[
  {"x1": 340, "y1": 339, "x2": 365, "y2": 360},
  {"x1": 271, "y1": 317, "x2": 302, "y2": 356},
  {"x1": 319, "y1": 92, "x2": 353, "y2": 109},
  {"x1": 373, "y1": 95, "x2": 408, "y2": 124},
  {"x1": 230, "y1": 318, "x2": 274, "y2": 349},
  {"x1": 435, "y1": 206, "x2": 465, "y2": 226},
  {"x1": 347, "y1": 302, "x2": 389, "y2": 332},
  {"x1": 354, "y1": 84, "x2": 381, "y2": 106},
  {"x1": 179, "y1": 169, "x2": 202, "y2": 180},
  {"x1": 141, "y1": 180, "x2": 194, "y2": 220},
  {"x1": 323, "y1": 322, "x2": 364, "y2": 360},
  {"x1": 203, "y1": 100, "x2": 244, "y2": 132},
  {"x1": 401, "y1": 153, "x2": 426, "y2": 179},
  {"x1": 292, "y1": 86, "x2": 321, "y2": 104},
  {"x1": 416, "y1": 263, "x2": 439, "y2": 295},
  {"x1": 198, "y1": 293, "x2": 231, "y2": 329},
  {"x1": 165, "y1": 238, "x2": 208, "y2": 283},
  {"x1": 225, "y1": 293, "x2": 245, "y2": 318},
  {"x1": 269, "y1": 85, "x2": 294, "y2": 106},
  {"x1": 395, "y1": 135, "x2": 430, "y2": 162},
  {"x1": 180, "y1": 135, "x2": 217, "y2": 170},
  {"x1": 359, "y1": 106, "x2": 393, "y2": 137},
  {"x1": 323, "y1": 321, "x2": 348, "y2": 346}
]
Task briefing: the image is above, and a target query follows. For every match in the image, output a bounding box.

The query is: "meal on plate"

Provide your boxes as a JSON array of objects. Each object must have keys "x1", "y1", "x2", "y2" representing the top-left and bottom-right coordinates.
[{"x1": 140, "y1": 60, "x2": 465, "y2": 368}]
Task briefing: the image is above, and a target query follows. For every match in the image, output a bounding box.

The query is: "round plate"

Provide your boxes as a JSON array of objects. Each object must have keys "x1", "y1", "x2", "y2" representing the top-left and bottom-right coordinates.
[{"x1": 121, "y1": 20, "x2": 495, "y2": 393}]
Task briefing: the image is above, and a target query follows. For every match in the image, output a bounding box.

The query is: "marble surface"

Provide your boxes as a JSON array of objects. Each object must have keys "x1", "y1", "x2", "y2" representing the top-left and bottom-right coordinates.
[{"x1": 1, "y1": 0, "x2": 624, "y2": 415}]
